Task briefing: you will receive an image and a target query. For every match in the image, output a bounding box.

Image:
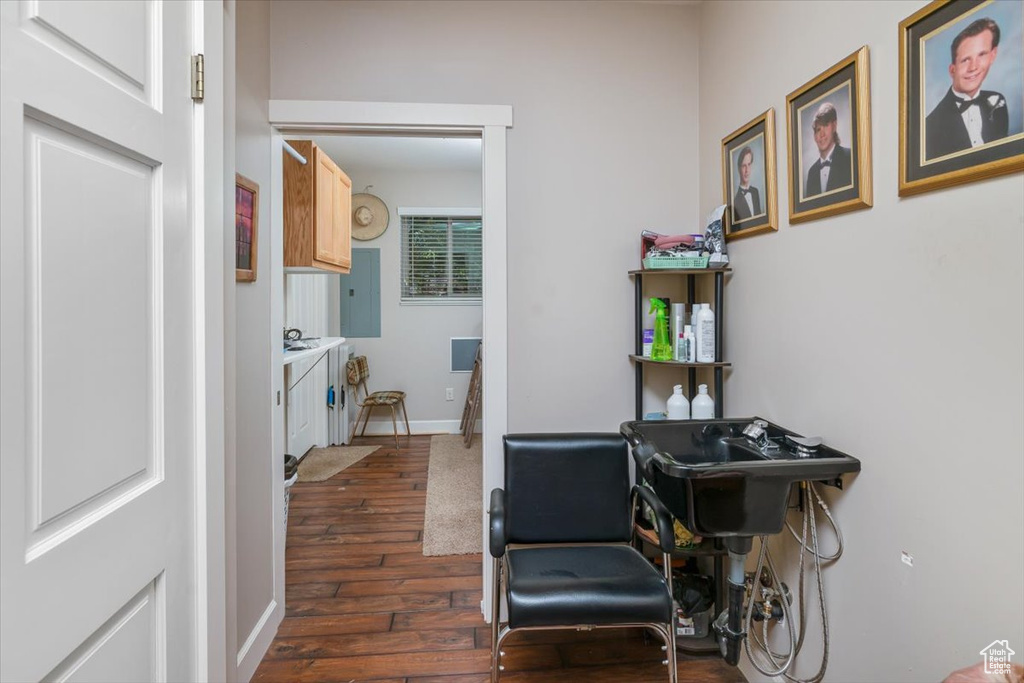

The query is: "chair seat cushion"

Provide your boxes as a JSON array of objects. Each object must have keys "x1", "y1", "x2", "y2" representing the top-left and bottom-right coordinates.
[
  {"x1": 505, "y1": 545, "x2": 672, "y2": 628},
  {"x1": 364, "y1": 390, "x2": 406, "y2": 406}
]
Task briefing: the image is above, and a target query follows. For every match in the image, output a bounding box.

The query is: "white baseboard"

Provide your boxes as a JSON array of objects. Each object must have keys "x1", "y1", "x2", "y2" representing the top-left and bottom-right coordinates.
[
  {"x1": 350, "y1": 418, "x2": 481, "y2": 437},
  {"x1": 235, "y1": 599, "x2": 281, "y2": 682}
]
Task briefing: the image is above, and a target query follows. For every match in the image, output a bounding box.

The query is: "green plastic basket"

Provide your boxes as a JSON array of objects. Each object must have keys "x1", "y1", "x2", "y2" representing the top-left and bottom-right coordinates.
[{"x1": 643, "y1": 255, "x2": 709, "y2": 270}]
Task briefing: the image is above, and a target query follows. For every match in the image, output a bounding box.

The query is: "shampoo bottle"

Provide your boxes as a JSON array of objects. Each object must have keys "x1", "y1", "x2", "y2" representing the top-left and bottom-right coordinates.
[
  {"x1": 683, "y1": 325, "x2": 696, "y2": 362},
  {"x1": 676, "y1": 325, "x2": 689, "y2": 362},
  {"x1": 691, "y1": 384, "x2": 715, "y2": 419},
  {"x1": 696, "y1": 303, "x2": 716, "y2": 363},
  {"x1": 667, "y1": 385, "x2": 690, "y2": 419},
  {"x1": 671, "y1": 304, "x2": 686, "y2": 360}
]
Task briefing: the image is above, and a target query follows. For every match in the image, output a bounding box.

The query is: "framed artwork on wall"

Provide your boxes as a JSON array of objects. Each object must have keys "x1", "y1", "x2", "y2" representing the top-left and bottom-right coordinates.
[
  {"x1": 785, "y1": 46, "x2": 873, "y2": 224},
  {"x1": 899, "y1": 0, "x2": 1024, "y2": 196},
  {"x1": 722, "y1": 108, "x2": 778, "y2": 239},
  {"x1": 235, "y1": 173, "x2": 259, "y2": 282}
]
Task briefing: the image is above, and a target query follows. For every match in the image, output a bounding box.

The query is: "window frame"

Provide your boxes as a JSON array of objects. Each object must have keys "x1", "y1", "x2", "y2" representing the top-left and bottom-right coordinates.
[{"x1": 398, "y1": 206, "x2": 483, "y2": 306}]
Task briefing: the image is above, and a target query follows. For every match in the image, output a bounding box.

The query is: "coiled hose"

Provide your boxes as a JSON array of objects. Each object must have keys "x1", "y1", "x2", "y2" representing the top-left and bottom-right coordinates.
[{"x1": 742, "y1": 482, "x2": 838, "y2": 683}]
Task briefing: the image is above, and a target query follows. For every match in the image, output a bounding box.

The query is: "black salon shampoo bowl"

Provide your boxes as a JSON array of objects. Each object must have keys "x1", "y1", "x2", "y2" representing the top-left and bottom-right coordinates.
[{"x1": 620, "y1": 418, "x2": 861, "y2": 537}]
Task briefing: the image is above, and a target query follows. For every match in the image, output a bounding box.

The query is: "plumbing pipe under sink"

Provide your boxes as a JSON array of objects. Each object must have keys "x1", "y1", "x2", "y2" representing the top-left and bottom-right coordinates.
[{"x1": 623, "y1": 418, "x2": 856, "y2": 678}]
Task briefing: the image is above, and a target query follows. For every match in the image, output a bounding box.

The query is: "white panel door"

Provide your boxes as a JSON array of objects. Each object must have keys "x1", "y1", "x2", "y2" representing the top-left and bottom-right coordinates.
[
  {"x1": 285, "y1": 275, "x2": 316, "y2": 457},
  {"x1": 1, "y1": 2, "x2": 199, "y2": 681},
  {"x1": 285, "y1": 274, "x2": 329, "y2": 456}
]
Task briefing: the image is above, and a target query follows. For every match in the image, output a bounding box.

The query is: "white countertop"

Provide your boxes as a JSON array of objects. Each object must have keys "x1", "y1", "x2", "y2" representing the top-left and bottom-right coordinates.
[{"x1": 282, "y1": 337, "x2": 346, "y2": 366}]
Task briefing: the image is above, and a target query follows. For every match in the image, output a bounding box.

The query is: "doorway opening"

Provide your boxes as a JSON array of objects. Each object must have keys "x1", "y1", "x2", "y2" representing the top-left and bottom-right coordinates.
[{"x1": 268, "y1": 100, "x2": 511, "y2": 622}]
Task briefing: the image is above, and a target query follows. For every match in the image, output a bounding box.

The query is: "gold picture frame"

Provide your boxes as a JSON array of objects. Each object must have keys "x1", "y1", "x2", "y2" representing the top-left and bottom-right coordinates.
[
  {"x1": 785, "y1": 46, "x2": 873, "y2": 224},
  {"x1": 721, "y1": 108, "x2": 778, "y2": 240},
  {"x1": 898, "y1": 0, "x2": 1024, "y2": 196},
  {"x1": 235, "y1": 173, "x2": 259, "y2": 283}
]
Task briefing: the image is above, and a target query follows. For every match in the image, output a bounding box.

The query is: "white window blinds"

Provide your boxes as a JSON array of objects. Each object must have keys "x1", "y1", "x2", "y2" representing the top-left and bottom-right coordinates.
[{"x1": 400, "y1": 214, "x2": 482, "y2": 302}]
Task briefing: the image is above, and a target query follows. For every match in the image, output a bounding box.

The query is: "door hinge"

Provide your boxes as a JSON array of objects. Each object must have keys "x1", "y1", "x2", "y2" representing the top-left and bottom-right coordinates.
[{"x1": 191, "y1": 54, "x2": 204, "y2": 101}]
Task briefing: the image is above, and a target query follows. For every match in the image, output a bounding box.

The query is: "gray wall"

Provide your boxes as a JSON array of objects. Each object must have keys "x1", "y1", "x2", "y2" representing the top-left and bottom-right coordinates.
[
  {"x1": 233, "y1": 0, "x2": 277, "y2": 676},
  {"x1": 270, "y1": 0, "x2": 703, "y2": 431},
  {"x1": 264, "y1": 1, "x2": 1023, "y2": 678},
  {"x1": 322, "y1": 165, "x2": 483, "y2": 427},
  {"x1": 697, "y1": 1, "x2": 1024, "y2": 680}
]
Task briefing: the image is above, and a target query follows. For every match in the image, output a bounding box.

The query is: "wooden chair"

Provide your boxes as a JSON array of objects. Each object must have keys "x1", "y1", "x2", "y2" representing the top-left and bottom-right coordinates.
[{"x1": 346, "y1": 355, "x2": 411, "y2": 451}]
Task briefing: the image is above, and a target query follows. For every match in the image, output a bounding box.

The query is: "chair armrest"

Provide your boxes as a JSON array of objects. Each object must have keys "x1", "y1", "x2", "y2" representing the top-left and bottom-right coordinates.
[
  {"x1": 633, "y1": 485, "x2": 675, "y2": 555},
  {"x1": 488, "y1": 488, "x2": 507, "y2": 558}
]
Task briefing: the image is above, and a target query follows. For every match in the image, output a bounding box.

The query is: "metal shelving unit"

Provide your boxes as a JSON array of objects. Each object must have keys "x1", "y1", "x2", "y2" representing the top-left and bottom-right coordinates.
[
  {"x1": 629, "y1": 267, "x2": 730, "y2": 420},
  {"x1": 628, "y1": 266, "x2": 732, "y2": 656}
]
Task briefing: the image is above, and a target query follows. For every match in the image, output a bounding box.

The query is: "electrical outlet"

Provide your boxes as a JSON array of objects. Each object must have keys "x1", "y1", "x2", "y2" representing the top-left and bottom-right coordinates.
[{"x1": 445, "y1": 388, "x2": 454, "y2": 401}]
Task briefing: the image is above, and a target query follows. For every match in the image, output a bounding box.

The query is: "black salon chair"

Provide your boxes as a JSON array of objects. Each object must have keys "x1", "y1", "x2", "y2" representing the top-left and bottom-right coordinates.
[{"x1": 488, "y1": 433, "x2": 678, "y2": 682}]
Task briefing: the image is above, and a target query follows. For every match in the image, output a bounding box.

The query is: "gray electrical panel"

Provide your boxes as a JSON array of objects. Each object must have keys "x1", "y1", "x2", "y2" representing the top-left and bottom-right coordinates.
[{"x1": 339, "y1": 248, "x2": 381, "y2": 338}]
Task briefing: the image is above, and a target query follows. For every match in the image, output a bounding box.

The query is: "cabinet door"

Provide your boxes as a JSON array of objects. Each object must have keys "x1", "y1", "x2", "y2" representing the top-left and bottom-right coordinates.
[
  {"x1": 334, "y1": 166, "x2": 352, "y2": 270},
  {"x1": 314, "y1": 149, "x2": 340, "y2": 265}
]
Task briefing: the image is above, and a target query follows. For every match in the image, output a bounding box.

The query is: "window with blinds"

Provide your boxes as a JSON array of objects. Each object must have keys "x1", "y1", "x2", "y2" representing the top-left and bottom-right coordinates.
[{"x1": 400, "y1": 214, "x2": 482, "y2": 302}]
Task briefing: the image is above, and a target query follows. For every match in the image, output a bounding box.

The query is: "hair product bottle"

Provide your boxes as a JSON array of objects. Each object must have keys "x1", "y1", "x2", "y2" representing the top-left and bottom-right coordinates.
[
  {"x1": 696, "y1": 303, "x2": 715, "y2": 363},
  {"x1": 667, "y1": 384, "x2": 690, "y2": 419},
  {"x1": 643, "y1": 302, "x2": 655, "y2": 357},
  {"x1": 691, "y1": 384, "x2": 715, "y2": 419},
  {"x1": 671, "y1": 303, "x2": 686, "y2": 360},
  {"x1": 683, "y1": 325, "x2": 696, "y2": 362}
]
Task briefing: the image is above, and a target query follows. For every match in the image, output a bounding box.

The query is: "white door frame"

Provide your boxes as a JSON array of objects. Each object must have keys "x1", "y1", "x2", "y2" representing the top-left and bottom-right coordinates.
[
  {"x1": 198, "y1": 1, "x2": 228, "y2": 680},
  {"x1": 268, "y1": 100, "x2": 511, "y2": 622}
]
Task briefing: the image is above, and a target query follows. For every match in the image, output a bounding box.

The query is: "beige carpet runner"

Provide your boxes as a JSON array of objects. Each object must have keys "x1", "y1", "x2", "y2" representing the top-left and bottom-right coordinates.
[
  {"x1": 296, "y1": 445, "x2": 380, "y2": 482},
  {"x1": 422, "y1": 434, "x2": 482, "y2": 556}
]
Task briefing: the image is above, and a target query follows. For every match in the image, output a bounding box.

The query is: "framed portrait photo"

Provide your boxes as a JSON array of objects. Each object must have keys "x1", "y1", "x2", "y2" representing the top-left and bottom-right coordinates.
[
  {"x1": 235, "y1": 173, "x2": 259, "y2": 282},
  {"x1": 786, "y1": 46, "x2": 873, "y2": 224},
  {"x1": 722, "y1": 109, "x2": 778, "y2": 239},
  {"x1": 899, "y1": 0, "x2": 1024, "y2": 196}
]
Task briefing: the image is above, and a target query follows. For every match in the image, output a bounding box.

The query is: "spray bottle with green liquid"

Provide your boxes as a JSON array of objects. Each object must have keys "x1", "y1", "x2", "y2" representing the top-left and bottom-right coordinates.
[{"x1": 649, "y1": 298, "x2": 672, "y2": 361}]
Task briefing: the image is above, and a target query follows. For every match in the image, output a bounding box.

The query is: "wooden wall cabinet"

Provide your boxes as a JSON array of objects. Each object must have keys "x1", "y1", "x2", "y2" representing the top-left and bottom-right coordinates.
[{"x1": 283, "y1": 140, "x2": 352, "y2": 274}]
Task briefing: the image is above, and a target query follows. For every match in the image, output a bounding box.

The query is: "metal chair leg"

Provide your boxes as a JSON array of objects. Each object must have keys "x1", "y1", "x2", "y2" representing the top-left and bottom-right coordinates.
[
  {"x1": 667, "y1": 622, "x2": 678, "y2": 683},
  {"x1": 353, "y1": 405, "x2": 367, "y2": 437},
  {"x1": 359, "y1": 405, "x2": 373, "y2": 436},
  {"x1": 400, "y1": 399, "x2": 411, "y2": 436},
  {"x1": 662, "y1": 551, "x2": 678, "y2": 683},
  {"x1": 491, "y1": 557, "x2": 502, "y2": 683},
  {"x1": 389, "y1": 405, "x2": 400, "y2": 451}
]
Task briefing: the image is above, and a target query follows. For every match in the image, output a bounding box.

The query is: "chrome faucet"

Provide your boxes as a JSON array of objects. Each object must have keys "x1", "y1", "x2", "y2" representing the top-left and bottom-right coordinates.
[
  {"x1": 742, "y1": 419, "x2": 771, "y2": 451},
  {"x1": 743, "y1": 420, "x2": 824, "y2": 458}
]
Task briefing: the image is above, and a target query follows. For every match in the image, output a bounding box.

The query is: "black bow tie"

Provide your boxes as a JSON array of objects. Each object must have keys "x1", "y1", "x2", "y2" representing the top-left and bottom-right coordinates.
[
  {"x1": 956, "y1": 95, "x2": 982, "y2": 112},
  {"x1": 739, "y1": 187, "x2": 752, "y2": 195},
  {"x1": 820, "y1": 159, "x2": 831, "y2": 167}
]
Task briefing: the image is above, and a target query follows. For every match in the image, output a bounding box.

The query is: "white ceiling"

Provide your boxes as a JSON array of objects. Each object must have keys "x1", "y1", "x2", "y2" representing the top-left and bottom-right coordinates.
[{"x1": 307, "y1": 135, "x2": 482, "y2": 174}]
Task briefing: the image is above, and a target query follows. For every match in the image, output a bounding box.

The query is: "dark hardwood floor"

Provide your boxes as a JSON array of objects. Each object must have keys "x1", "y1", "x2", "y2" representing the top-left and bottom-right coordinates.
[{"x1": 252, "y1": 434, "x2": 746, "y2": 683}]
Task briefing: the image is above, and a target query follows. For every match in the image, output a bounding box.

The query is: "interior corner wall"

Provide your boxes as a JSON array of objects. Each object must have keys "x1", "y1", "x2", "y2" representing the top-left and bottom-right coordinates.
[
  {"x1": 269, "y1": 0, "x2": 702, "y2": 432},
  {"x1": 697, "y1": 2, "x2": 1023, "y2": 681},
  {"x1": 222, "y1": 0, "x2": 238, "y2": 679},
  {"x1": 325, "y1": 167, "x2": 483, "y2": 428},
  {"x1": 233, "y1": 0, "x2": 279, "y2": 679}
]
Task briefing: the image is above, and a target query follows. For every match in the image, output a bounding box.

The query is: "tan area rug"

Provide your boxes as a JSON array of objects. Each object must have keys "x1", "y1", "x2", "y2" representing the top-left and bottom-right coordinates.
[
  {"x1": 422, "y1": 434, "x2": 482, "y2": 556},
  {"x1": 297, "y1": 445, "x2": 380, "y2": 482}
]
